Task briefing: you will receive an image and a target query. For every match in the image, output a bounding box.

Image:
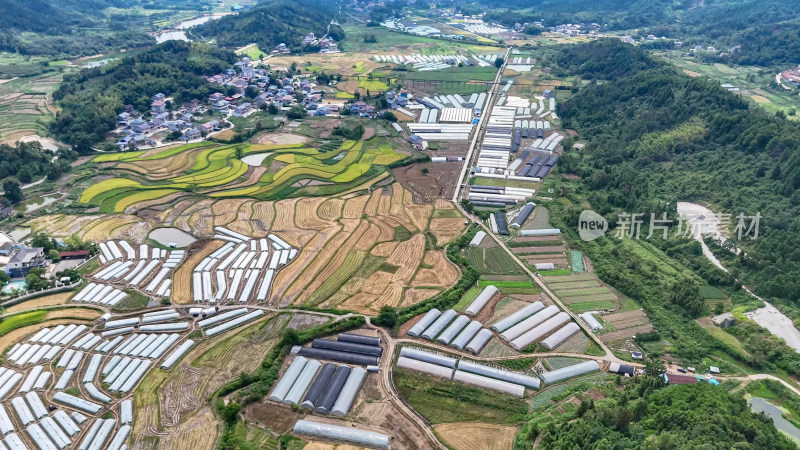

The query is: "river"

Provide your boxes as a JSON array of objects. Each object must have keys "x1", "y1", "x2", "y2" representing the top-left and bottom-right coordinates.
[
  {"x1": 155, "y1": 14, "x2": 226, "y2": 43},
  {"x1": 749, "y1": 397, "x2": 800, "y2": 443},
  {"x1": 679, "y1": 202, "x2": 800, "y2": 353}
]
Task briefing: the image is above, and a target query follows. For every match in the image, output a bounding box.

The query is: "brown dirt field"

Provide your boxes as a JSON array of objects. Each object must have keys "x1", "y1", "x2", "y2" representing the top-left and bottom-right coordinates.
[
  {"x1": 360, "y1": 127, "x2": 375, "y2": 141},
  {"x1": 0, "y1": 319, "x2": 92, "y2": 353},
  {"x1": 296, "y1": 197, "x2": 334, "y2": 230},
  {"x1": 434, "y1": 198, "x2": 454, "y2": 209},
  {"x1": 317, "y1": 198, "x2": 344, "y2": 221},
  {"x1": 603, "y1": 309, "x2": 647, "y2": 324},
  {"x1": 342, "y1": 194, "x2": 369, "y2": 219},
  {"x1": 683, "y1": 70, "x2": 701, "y2": 77},
  {"x1": 435, "y1": 422, "x2": 516, "y2": 450},
  {"x1": 749, "y1": 94, "x2": 771, "y2": 103},
  {"x1": 511, "y1": 246, "x2": 566, "y2": 254},
  {"x1": 371, "y1": 241, "x2": 398, "y2": 257},
  {"x1": 386, "y1": 234, "x2": 426, "y2": 283},
  {"x1": 7, "y1": 292, "x2": 73, "y2": 313},
  {"x1": 0, "y1": 130, "x2": 36, "y2": 145},
  {"x1": 303, "y1": 443, "x2": 369, "y2": 450},
  {"x1": 253, "y1": 132, "x2": 309, "y2": 145},
  {"x1": 599, "y1": 324, "x2": 654, "y2": 343},
  {"x1": 412, "y1": 250, "x2": 459, "y2": 287},
  {"x1": 45, "y1": 308, "x2": 101, "y2": 321},
  {"x1": 125, "y1": 192, "x2": 188, "y2": 214},
  {"x1": 393, "y1": 161, "x2": 462, "y2": 202},
  {"x1": 485, "y1": 297, "x2": 532, "y2": 326},
  {"x1": 172, "y1": 240, "x2": 224, "y2": 304}
]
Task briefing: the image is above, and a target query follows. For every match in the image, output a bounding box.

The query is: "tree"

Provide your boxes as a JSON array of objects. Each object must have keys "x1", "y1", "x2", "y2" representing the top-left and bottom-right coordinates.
[
  {"x1": 373, "y1": 306, "x2": 397, "y2": 327},
  {"x1": 2, "y1": 179, "x2": 22, "y2": 203},
  {"x1": 286, "y1": 105, "x2": 306, "y2": 120},
  {"x1": 494, "y1": 57, "x2": 504, "y2": 68},
  {"x1": 47, "y1": 249, "x2": 61, "y2": 262},
  {"x1": 0, "y1": 271, "x2": 9, "y2": 285},
  {"x1": 235, "y1": 144, "x2": 245, "y2": 160},
  {"x1": 644, "y1": 359, "x2": 666, "y2": 377},
  {"x1": 381, "y1": 111, "x2": 397, "y2": 121},
  {"x1": 267, "y1": 103, "x2": 279, "y2": 114}
]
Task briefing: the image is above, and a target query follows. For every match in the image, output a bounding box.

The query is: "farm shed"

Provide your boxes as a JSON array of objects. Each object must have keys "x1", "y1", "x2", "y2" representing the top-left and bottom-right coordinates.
[
  {"x1": 298, "y1": 347, "x2": 379, "y2": 366},
  {"x1": 293, "y1": 420, "x2": 390, "y2": 449},
  {"x1": 534, "y1": 263, "x2": 555, "y2": 270},
  {"x1": 311, "y1": 339, "x2": 383, "y2": 357},
  {"x1": 421, "y1": 309, "x2": 458, "y2": 340},
  {"x1": 269, "y1": 356, "x2": 308, "y2": 402},
  {"x1": 608, "y1": 362, "x2": 635, "y2": 377},
  {"x1": 407, "y1": 309, "x2": 442, "y2": 337},
  {"x1": 490, "y1": 301, "x2": 545, "y2": 333},
  {"x1": 465, "y1": 285, "x2": 498, "y2": 316},
  {"x1": 452, "y1": 370, "x2": 525, "y2": 397},
  {"x1": 436, "y1": 315, "x2": 471, "y2": 345},
  {"x1": 337, "y1": 333, "x2": 380, "y2": 347},
  {"x1": 511, "y1": 202, "x2": 536, "y2": 228},
  {"x1": 399, "y1": 347, "x2": 458, "y2": 368},
  {"x1": 301, "y1": 363, "x2": 337, "y2": 410},
  {"x1": 284, "y1": 360, "x2": 322, "y2": 406},
  {"x1": 579, "y1": 312, "x2": 603, "y2": 331},
  {"x1": 494, "y1": 211, "x2": 510, "y2": 235},
  {"x1": 540, "y1": 360, "x2": 600, "y2": 384},
  {"x1": 465, "y1": 328, "x2": 493, "y2": 354},
  {"x1": 519, "y1": 228, "x2": 561, "y2": 237},
  {"x1": 510, "y1": 312, "x2": 572, "y2": 351},
  {"x1": 499, "y1": 305, "x2": 559, "y2": 342},
  {"x1": 450, "y1": 321, "x2": 483, "y2": 350},
  {"x1": 315, "y1": 366, "x2": 351, "y2": 414},
  {"x1": 331, "y1": 367, "x2": 368, "y2": 416},
  {"x1": 458, "y1": 360, "x2": 540, "y2": 389},
  {"x1": 541, "y1": 323, "x2": 581, "y2": 350},
  {"x1": 469, "y1": 231, "x2": 487, "y2": 247},
  {"x1": 397, "y1": 357, "x2": 454, "y2": 379}
]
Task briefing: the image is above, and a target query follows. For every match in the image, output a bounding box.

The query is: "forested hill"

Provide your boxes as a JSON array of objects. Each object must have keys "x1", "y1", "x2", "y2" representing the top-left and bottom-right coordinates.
[
  {"x1": 528, "y1": 381, "x2": 795, "y2": 449},
  {"x1": 554, "y1": 40, "x2": 800, "y2": 302},
  {"x1": 190, "y1": 0, "x2": 343, "y2": 52},
  {"x1": 52, "y1": 41, "x2": 236, "y2": 152},
  {"x1": 481, "y1": 0, "x2": 800, "y2": 66},
  {"x1": 0, "y1": 0, "x2": 154, "y2": 56}
]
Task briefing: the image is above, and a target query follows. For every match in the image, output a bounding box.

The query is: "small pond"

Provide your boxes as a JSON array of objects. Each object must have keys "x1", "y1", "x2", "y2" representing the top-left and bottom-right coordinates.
[
  {"x1": 750, "y1": 397, "x2": 800, "y2": 443},
  {"x1": 148, "y1": 228, "x2": 197, "y2": 248}
]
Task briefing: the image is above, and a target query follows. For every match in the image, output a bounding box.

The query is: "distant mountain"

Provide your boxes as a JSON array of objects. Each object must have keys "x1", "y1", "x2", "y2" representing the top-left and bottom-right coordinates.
[{"x1": 190, "y1": 0, "x2": 342, "y2": 52}]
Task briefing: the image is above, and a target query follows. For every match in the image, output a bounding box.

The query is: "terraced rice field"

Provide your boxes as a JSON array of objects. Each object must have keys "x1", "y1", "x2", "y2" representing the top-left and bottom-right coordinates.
[{"x1": 79, "y1": 138, "x2": 407, "y2": 212}]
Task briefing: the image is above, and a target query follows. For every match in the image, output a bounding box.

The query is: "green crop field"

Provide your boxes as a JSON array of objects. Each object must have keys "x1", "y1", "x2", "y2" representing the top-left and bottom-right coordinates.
[
  {"x1": 0, "y1": 310, "x2": 48, "y2": 336},
  {"x1": 566, "y1": 300, "x2": 617, "y2": 314},
  {"x1": 570, "y1": 250, "x2": 584, "y2": 272},
  {"x1": 551, "y1": 287, "x2": 610, "y2": 296},
  {"x1": 699, "y1": 285, "x2": 726, "y2": 299},
  {"x1": 463, "y1": 247, "x2": 521, "y2": 274},
  {"x1": 478, "y1": 280, "x2": 533, "y2": 289},
  {"x1": 80, "y1": 138, "x2": 408, "y2": 210}
]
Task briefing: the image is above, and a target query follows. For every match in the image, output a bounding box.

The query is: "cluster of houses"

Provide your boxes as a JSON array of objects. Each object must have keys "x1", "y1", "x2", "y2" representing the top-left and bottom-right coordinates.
[
  {"x1": 0, "y1": 232, "x2": 48, "y2": 280},
  {"x1": 113, "y1": 57, "x2": 347, "y2": 149}
]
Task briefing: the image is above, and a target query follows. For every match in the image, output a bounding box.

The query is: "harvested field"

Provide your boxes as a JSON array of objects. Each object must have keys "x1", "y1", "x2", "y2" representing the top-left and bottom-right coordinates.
[
  {"x1": 435, "y1": 422, "x2": 516, "y2": 450},
  {"x1": 44, "y1": 307, "x2": 101, "y2": 321},
  {"x1": 154, "y1": 406, "x2": 218, "y2": 450},
  {"x1": 386, "y1": 234, "x2": 426, "y2": 282},
  {"x1": 401, "y1": 288, "x2": 439, "y2": 308},
  {"x1": 603, "y1": 309, "x2": 649, "y2": 328},
  {"x1": 413, "y1": 250, "x2": 459, "y2": 287},
  {"x1": 6, "y1": 292, "x2": 72, "y2": 313},
  {"x1": 172, "y1": 240, "x2": 224, "y2": 304},
  {"x1": 429, "y1": 218, "x2": 467, "y2": 246}
]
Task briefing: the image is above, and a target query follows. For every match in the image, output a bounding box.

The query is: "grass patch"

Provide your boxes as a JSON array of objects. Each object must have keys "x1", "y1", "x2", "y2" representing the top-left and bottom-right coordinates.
[
  {"x1": 453, "y1": 286, "x2": 481, "y2": 312},
  {"x1": 699, "y1": 321, "x2": 752, "y2": 359},
  {"x1": 0, "y1": 310, "x2": 48, "y2": 336},
  {"x1": 112, "y1": 289, "x2": 150, "y2": 313},
  {"x1": 394, "y1": 367, "x2": 528, "y2": 424},
  {"x1": 478, "y1": 280, "x2": 533, "y2": 289},
  {"x1": 539, "y1": 269, "x2": 572, "y2": 276},
  {"x1": 699, "y1": 285, "x2": 726, "y2": 300},
  {"x1": 393, "y1": 225, "x2": 413, "y2": 241},
  {"x1": 565, "y1": 300, "x2": 617, "y2": 314}
]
